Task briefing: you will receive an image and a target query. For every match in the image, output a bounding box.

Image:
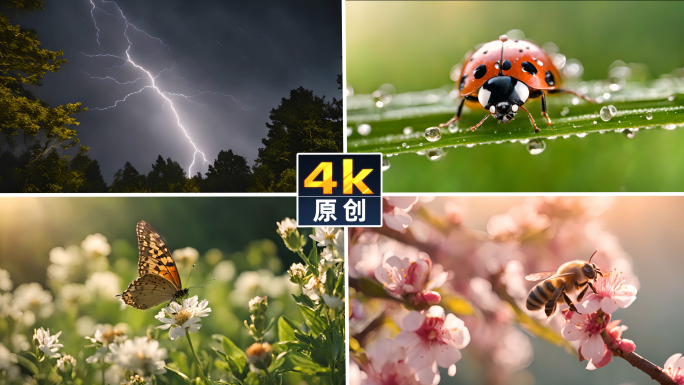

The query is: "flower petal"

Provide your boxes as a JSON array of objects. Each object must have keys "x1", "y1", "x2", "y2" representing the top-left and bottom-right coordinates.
[
  {"x1": 581, "y1": 334, "x2": 606, "y2": 363},
  {"x1": 407, "y1": 344, "x2": 434, "y2": 371},
  {"x1": 561, "y1": 324, "x2": 585, "y2": 342},
  {"x1": 576, "y1": 295, "x2": 601, "y2": 314},
  {"x1": 435, "y1": 345, "x2": 462, "y2": 368},
  {"x1": 599, "y1": 297, "x2": 620, "y2": 314},
  {"x1": 402, "y1": 311, "x2": 426, "y2": 332}
]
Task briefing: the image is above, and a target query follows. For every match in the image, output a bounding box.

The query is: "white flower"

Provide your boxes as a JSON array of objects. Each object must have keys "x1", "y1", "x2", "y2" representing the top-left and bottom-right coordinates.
[
  {"x1": 85, "y1": 271, "x2": 121, "y2": 300},
  {"x1": 172, "y1": 247, "x2": 199, "y2": 268},
  {"x1": 109, "y1": 337, "x2": 167, "y2": 378},
  {"x1": 213, "y1": 260, "x2": 236, "y2": 282},
  {"x1": 321, "y1": 247, "x2": 343, "y2": 268},
  {"x1": 303, "y1": 272, "x2": 327, "y2": 302},
  {"x1": 56, "y1": 355, "x2": 76, "y2": 372},
  {"x1": 105, "y1": 364, "x2": 124, "y2": 385},
  {"x1": 277, "y1": 218, "x2": 305, "y2": 251},
  {"x1": 288, "y1": 263, "x2": 307, "y2": 281},
  {"x1": 0, "y1": 343, "x2": 20, "y2": 379},
  {"x1": 155, "y1": 296, "x2": 211, "y2": 340},
  {"x1": 47, "y1": 246, "x2": 84, "y2": 282},
  {"x1": 0, "y1": 268, "x2": 13, "y2": 291},
  {"x1": 85, "y1": 324, "x2": 128, "y2": 364},
  {"x1": 11, "y1": 334, "x2": 30, "y2": 352},
  {"x1": 13, "y1": 283, "x2": 54, "y2": 318},
  {"x1": 322, "y1": 294, "x2": 344, "y2": 308},
  {"x1": 310, "y1": 227, "x2": 341, "y2": 247},
  {"x1": 277, "y1": 218, "x2": 298, "y2": 237},
  {"x1": 0, "y1": 292, "x2": 22, "y2": 320},
  {"x1": 33, "y1": 328, "x2": 63, "y2": 358},
  {"x1": 81, "y1": 233, "x2": 111, "y2": 258}
]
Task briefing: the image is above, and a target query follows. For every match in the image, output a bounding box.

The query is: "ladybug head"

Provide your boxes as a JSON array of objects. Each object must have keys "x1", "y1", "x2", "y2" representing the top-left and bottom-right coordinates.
[{"x1": 477, "y1": 76, "x2": 529, "y2": 124}]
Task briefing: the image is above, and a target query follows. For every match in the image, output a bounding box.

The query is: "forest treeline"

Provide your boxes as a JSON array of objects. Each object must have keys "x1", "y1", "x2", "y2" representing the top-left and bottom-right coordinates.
[{"x1": 0, "y1": 0, "x2": 342, "y2": 193}]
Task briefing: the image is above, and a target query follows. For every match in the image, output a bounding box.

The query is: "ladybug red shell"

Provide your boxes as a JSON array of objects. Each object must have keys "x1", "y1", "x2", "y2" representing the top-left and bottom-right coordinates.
[
  {"x1": 459, "y1": 39, "x2": 560, "y2": 96},
  {"x1": 442, "y1": 35, "x2": 594, "y2": 133}
]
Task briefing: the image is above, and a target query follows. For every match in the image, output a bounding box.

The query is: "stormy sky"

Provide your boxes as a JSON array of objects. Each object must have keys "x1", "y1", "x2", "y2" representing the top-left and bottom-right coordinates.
[{"x1": 16, "y1": 0, "x2": 341, "y2": 180}]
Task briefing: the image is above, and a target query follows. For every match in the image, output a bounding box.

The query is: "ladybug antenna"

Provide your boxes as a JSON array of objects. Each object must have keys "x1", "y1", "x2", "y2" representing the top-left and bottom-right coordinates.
[{"x1": 498, "y1": 34, "x2": 508, "y2": 76}]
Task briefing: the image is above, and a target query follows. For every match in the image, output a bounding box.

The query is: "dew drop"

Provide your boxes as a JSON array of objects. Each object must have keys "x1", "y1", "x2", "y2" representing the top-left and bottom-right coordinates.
[
  {"x1": 382, "y1": 157, "x2": 391, "y2": 171},
  {"x1": 424, "y1": 127, "x2": 441, "y2": 142},
  {"x1": 608, "y1": 105, "x2": 617, "y2": 117},
  {"x1": 403, "y1": 126, "x2": 413, "y2": 135},
  {"x1": 576, "y1": 132, "x2": 587, "y2": 138},
  {"x1": 519, "y1": 139, "x2": 530, "y2": 144},
  {"x1": 600, "y1": 106, "x2": 612, "y2": 121},
  {"x1": 466, "y1": 143, "x2": 476, "y2": 148},
  {"x1": 561, "y1": 107, "x2": 570, "y2": 116},
  {"x1": 663, "y1": 124, "x2": 677, "y2": 130},
  {"x1": 426, "y1": 148, "x2": 447, "y2": 161},
  {"x1": 623, "y1": 129, "x2": 635, "y2": 139},
  {"x1": 448, "y1": 122, "x2": 459, "y2": 133},
  {"x1": 526, "y1": 140, "x2": 546, "y2": 155},
  {"x1": 345, "y1": 127, "x2": 353, "y2": 137},
  {"x1": 593, "y1": 120, "x2": 598, "y2": 124},
  {"x1": 571, "y1": 97, "x2": 581, "y2": 105},
  {"x1": 402, "y1": 142, "x2": 408, "y2": 148},
  {"x1": 668, "y1": 95, "x2": 676, "y2": 101},
  {"x1": 646, "y1": 111, "x2": 653, "y2": 120},
  {"x1": 603, "y1": 92, "x2": 611, "y2": 100},
  {"x1": 358, "y1": 124, "x2": 372, "y2": 136}
]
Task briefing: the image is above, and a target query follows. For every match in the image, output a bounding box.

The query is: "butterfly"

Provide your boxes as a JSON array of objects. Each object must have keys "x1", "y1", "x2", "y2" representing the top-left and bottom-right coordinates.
[{"x1": 119, "y1": 221, "x2": 189, "y2": 310}]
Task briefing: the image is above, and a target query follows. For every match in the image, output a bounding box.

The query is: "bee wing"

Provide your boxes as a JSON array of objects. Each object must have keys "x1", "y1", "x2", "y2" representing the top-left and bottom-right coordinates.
[{"x1": 525, "y1": 271, "x2": 558, "y2": 282}]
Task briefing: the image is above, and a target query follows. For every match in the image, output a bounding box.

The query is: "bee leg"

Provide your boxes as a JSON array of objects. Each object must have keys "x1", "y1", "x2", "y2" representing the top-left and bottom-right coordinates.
[
  {"x1": 588, "y1": 281, "x2": 598, "y2": 295},
  {"x1": 577, "y1": 285, "x2": 589, "y2": 302},
  {"x1": 563, "y1": 292, "x2": 578, "y2": 312}
]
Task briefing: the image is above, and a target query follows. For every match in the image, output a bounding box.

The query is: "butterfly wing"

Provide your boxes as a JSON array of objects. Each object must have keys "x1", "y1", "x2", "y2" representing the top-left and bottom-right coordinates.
[
  {"x1": 121, "y1": 274, "x2": 178, "y2": 310},
  {"x1": 136, "y1": 221, "x2": 182, "y2": 290}
]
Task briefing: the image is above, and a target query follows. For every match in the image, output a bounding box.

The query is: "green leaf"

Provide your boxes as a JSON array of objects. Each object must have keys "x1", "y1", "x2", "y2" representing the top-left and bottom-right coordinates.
[
  {"x1": 298, "y1": 305, "x2": 327, "y2": 335},
  {"x1": 308, "y1": 243, "x2": 319, "y2": 270},
  {"x1": 169, "y1": 350, "x2": 190, "y2": 375},
  {"x1": 15, "y1": 353, "x2": 38, "y2": 376},
  {"x1": 271, "y1": 351, "x2": 328, "y2": 375},
  {"x1": 164, "y1": 366, "x2": 192, "y2": 384},
  {"x1": 278, "y1": 316, "x2": 296, "y2": 342},
  {"x1": 347, "y1": 83, "x2": 684, "y2": 155},
  {"x1": 212, "y1": 334, "x2": 248, "y2": 375},
  {"x1": 292, "y1": 293, "x2": 315, "y2": 308}
]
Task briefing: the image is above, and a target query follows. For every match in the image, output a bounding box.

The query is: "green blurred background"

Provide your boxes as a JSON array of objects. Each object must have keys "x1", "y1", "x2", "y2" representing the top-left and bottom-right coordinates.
[
  {"x1": 0, "y1": 197, "x2": 296, "y2": 286},
  {"x1": 346, "y1": 1, "x2": 684, "y2": 192}
]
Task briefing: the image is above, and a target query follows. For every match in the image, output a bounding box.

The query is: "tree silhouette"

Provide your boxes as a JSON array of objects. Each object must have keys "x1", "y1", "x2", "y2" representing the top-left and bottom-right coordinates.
[
  {"x1": 203, "y1": 150, "x2": 252, "y2": 192},
  {"x1": 251, "y1": 86, "x2": 342, "y2": 191},
  {"x1": 147, "y1": 155, "x2": 186, "y2": 192},
  {"x1": 110, "y1": 162, "x2": 147, "y2": 192}
]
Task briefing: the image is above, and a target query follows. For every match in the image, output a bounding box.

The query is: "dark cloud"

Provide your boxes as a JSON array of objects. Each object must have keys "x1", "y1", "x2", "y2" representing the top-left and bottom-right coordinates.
[{"x1": 17, "y1": 0, "x2": 341, "y2": 180}]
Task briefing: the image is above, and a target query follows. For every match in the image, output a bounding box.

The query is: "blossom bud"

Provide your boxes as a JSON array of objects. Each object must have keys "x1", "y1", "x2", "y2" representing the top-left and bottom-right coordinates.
[
  {"x1": 246, "y1": 342, "x2": 273, "y2": 370},
  {"x1": 246, "y1": 296, "x2": 269, "y2": 341},
  {"x1": 287, "y1": 263, "x2": 307, "y2": 284},
  {"x1": 422, "y1": 291, "x2": 442, "y2": 305}
]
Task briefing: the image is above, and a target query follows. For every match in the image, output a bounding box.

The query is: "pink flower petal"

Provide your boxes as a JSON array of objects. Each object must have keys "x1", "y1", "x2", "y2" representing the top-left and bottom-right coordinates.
[
  {"x1": 402, "y1": 311, "x2": 426, "y2": 332},
  {"x1": 665, "y1": 353, "x2": 683, "y2": 372},
  {"x1": 435, "y1": 345, "x2": 462, "y2": 368},
  {"x1": 576, "y1": 295, "x2": 601, "y2": 314},
  {"x1": 586, "y1": 348, "x2": 612, "y2": 370},
  {"x1": 373, "y1": 266, "x2": 392, "y2": 286},
  {"x1": 599, "y1": 297, "x2": 620, "y2": 314},
  {"x1": 384, "y1": 211, "x2": 412, "y2": 232},
  {"x1": 407, "y1": 343, "x2": 434, "y2": 371},
  {"x1": 394, "y1": 330, "x2": 421, "y2": 348},
  {"x1": 581, "y1": 334, "x2": 606, "y2": 363},
  {"x1": 386, "y1": 197, "x2": 419, "y2": 210},
  {"x1": 426, "y1": 306, "x2": 445, "y2": 319},
  {"x1": 561, "y1": 324, "x2": 585, "y2": 341},
  {"x1": 415, "y1": 365, "x2": 438, "y2": 385}
]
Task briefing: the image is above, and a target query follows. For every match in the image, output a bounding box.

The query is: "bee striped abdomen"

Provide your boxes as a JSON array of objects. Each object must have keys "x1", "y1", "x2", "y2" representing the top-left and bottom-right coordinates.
[{"x1": 526, "y1": 280, "x2": 556, "y2": 311}]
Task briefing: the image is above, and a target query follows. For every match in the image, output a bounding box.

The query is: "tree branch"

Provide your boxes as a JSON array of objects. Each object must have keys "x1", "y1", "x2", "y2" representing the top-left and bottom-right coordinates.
[{"x1": 600, "y1": 331, "x2": 676, "y2": 385}]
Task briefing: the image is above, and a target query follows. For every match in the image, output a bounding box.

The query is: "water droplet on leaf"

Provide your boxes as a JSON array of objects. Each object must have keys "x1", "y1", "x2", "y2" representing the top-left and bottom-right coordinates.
[
  {"x1": 526, "y1": 140, "x2": 546, "y2": 155},
  {"x1": 424, "y1": 127, "x2": 441, "y2": 142},
  {"x1": 358, "y1": 124, "x2": 371, "y2": 136},
  {"x1": 403, "y1": 126, "x2": 413, "y2": 135},
  {"x1": 646, "y1": 111, "x2": 653, "y2": 120},
  {"x1": 561, "y1": 107, "x2": 570, "y2": 116},
  {"x1": 608, "y1": 105, "x2": 617, "y2": 117},
  {"x1": 663, "y1": 124, "x2": 677, "y2": 130},
  {"x1": 382, "y1": 157, "x2": 391, "y2": 171},
  {"x1": 425, "y1": 148, "x2": 447, "y2": 161},
  {"x1": 600, "y1": 107, "x2": 612, "y2": 121}
]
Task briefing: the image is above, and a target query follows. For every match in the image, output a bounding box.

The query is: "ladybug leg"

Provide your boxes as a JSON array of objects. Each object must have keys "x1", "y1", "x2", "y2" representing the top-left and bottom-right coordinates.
[
  {"x1": 549, "y1": 89, "x2": 596, "y2": 103},
  {"x1": 519, "y1": 106, "x2": 539, "y2": 133},
  {"x1": 469, "y1": 113, "x2": 492, "y2": 132},
  {"x1": 541, "y1": 92, "x2": 552, "y2": 126},
  {"x1": 439, "y1": 97, "x2": 466, "y2": 128}
]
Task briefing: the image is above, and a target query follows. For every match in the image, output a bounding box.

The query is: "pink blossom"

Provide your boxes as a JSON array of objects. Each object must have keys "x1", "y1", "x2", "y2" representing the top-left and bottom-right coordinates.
[
  {"x1": 374, "y1": 254, "x2": 447, "y2": 304},
  {"x1": 576, "y1": 269, "x2": 637, "y2": 314},
  {"x1": 664, "y1": 353, "x2": 684, "y2": 384},
  {"x1": 604, "y1": 320, "x2": 636, "y2": 354},
  {"x1": 561, "y1": 310, "x2": 610, "y2": 366},
  {"x1": 383, "y1": 197, "x2": 418, "y2": 232},
  {"x1": 359, "y1": 339, "x2": 421, "y2": 385},
  {"x1": 394, "y1": 306, "x2": 470, "y2": 377}
]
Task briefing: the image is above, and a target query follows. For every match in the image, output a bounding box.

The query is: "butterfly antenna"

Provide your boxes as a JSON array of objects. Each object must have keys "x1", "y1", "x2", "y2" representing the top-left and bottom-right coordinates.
[
  {"x1": 184, "y1": 264, "x2": 196, "y2": 288},
  {"x1": 498, "y1": 34, "x2": 507, "y2": 76},
  {"x1": 188, "y1": 278, "x2": 217, "y2": 290}
]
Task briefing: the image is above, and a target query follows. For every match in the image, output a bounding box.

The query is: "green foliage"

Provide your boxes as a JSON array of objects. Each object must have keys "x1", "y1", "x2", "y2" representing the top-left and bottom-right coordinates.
[
  {"x1": 203, "y1": 150, "x2": 252, "y2": 192},
  {"x1": 251, "y1": 87, "x2": 343, "y2": 192}
]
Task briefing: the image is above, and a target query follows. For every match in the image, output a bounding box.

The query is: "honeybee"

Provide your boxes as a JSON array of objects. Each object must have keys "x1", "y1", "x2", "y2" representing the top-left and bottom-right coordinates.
[{"x1": 525, "y1": 251, "x2": 603, "y2": 317}]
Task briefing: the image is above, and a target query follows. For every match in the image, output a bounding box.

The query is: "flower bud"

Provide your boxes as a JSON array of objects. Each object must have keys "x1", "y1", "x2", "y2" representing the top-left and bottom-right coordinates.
[
  {"x1": 246, "y1": 296, "x2": 268, "y2": 340},
  {"x1": 277, "y1": 218, "x2": 306, "y2": 252},
  {"x1": 287, "y1": 263, "x2": 307, "y2": 284},
  {"x1": 246, "y1": 342, "x2": 273, "y2": 370},
  {"x1": 422, "y1": 291, "x2": 442, "y2": 305}
]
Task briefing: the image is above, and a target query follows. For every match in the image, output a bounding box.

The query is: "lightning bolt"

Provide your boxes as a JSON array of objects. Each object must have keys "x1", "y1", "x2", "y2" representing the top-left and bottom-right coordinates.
[{"x1": 84, "y1": 0, "x2": 252, "y2": 175}]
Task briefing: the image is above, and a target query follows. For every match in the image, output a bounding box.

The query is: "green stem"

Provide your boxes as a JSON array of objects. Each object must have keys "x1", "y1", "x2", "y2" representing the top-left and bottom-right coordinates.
[
  {"x1": 186, "y1": 332, "x2": 209, "y2": 385},
  {"x1": 296, "y1": 250, "x2": 308, "y2": 264},
  {"x1": 263, "y1": 367, "x2": 275, "y2": 385}
]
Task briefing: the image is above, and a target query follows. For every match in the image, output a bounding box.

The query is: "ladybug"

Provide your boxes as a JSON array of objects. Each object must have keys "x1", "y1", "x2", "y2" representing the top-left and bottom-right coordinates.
[{"x1": 442, "y1": 35, "x2": 595, "y2": 133}]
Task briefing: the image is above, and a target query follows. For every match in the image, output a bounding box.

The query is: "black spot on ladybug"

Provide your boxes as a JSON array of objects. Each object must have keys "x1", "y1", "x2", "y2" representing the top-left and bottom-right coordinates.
[
  {"x1": 483, "y1": 50, "x2": 488, "y2": 54},
  {"x1": 518, "y1": 49, "x2": 523, "y2": 53},
  {"x1": 514, "y1": 39, "x2": 519, "y2": 43},
  {"x1": 470, "y1": 58, "x2": 474, "y2": 62},
  {"x1": 545, "y1": 70, "x2": 555, "y2": 86},
  {"x1": 459, "y1": 75, "x2": 467, "y2": 91},
  {"x1": 502, "y1": 60, "x2": 512, "y2": 71},
  {"x1": 473, "y1": 64, "x2": 487, "y2": 79},
  {"x1": 526, "y1": 46, "x2": 530, "y2": 50},
  {"x1": 521, "y1": 61, "x2": 538, "y2": 75}
]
